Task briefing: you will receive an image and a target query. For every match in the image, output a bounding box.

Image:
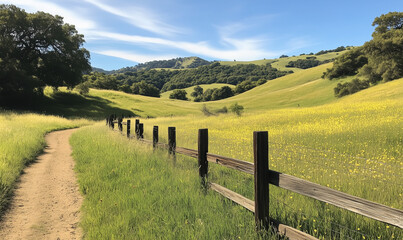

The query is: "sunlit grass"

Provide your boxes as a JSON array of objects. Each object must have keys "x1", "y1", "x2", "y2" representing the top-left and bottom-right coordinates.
[
  {"x1": 0, "y1": 110, "x2": 91, "y2": 214},
  {"x1": 71, "y1": 124, "x2": 280, "y2": 239},
  {"x1": 135, "y1": 81, "x2": 403, "y2": 239}
]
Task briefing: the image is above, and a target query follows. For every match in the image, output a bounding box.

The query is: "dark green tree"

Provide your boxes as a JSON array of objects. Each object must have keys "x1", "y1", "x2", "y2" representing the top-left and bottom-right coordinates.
[
  {"x1": 131, "y1": 81, "x2": 160, "y2": 97},
  {"x1": 361, "y1": 12, "x2": 403, "y2": 82},
  {"x1": 323, "y1": 12, "x2": 402, "y2": 87},
  {"x1": 169, "y1": 89, "x2": 188, "y2": 100},
  {"x1": 190, "y1": 85, "x2": 203, "y2": 98},
  {"x1": 211, "y1": 86, "x2": 234, "y2": 100},
  {"x1": 322, "y1": 47, "x2": 368, "y2": 79},
  {"x1": 0, "y1": 5, "x2": 90, "y2": 98}
]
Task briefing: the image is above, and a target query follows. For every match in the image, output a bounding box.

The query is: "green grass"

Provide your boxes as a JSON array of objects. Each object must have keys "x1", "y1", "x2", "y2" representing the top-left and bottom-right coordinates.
[
  {"x1": 38, "y1": 63, "x2": 342, "y2": 118},
  {"x1": 134, "y1": 79, "x2": 403, "y2": 239},
  {"x1": 0, "y1": 111, "x2": 91, "y2": 215},
  {"x1": 2, "y1": 61, "x2": 347, "y2": 120},
  {"x1": 220, "y1": 51, "x2": 344, "y2": 72},
  {"x1": 160, "y1": 83, "x2": 235, "y2": 100},
  {"x1": 70, "y1": 124, "x2": 279, "y2": 239}
]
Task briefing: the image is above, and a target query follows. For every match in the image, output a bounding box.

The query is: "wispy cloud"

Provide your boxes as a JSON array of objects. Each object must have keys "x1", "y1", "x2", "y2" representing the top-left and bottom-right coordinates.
[
  {"x1": 0, "y1": 0, "x2": 97, "y2": 33},
  {"x1": 83, "y1": 0, "x2": 183, "y2": 36},
  {"x1": 93, "y1": 50, "x2": 178, "y2": 63},
  {"x1": 91, "y1": 31, "x2": 280, "y2": 61}
]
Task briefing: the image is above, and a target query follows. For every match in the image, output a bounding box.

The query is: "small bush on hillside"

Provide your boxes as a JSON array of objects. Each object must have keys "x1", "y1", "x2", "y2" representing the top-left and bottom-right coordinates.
[
  {"x1": 201, "y1": 104, "x2": 214, "y2": 116},
  {"x1": 215, "y1": 106, "x2": 228, "y2": 114},
  {"x1": 75, "y1": 82, "x2": 90, "y2": 95},
  {"x1": 230, "y1": 103, "x2": 244, "y2": 116},
  {"x1": 334, "y1": 79, "x2": 370, "y2": 97},
  {"x1": 169, "y1": 89, "x2": 188, "y2": 100}
]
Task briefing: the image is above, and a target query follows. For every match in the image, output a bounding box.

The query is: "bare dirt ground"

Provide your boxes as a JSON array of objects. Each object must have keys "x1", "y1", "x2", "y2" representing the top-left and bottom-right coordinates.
[{"x1": 0, "y1": 128, "x2": 83, "y2": 240}]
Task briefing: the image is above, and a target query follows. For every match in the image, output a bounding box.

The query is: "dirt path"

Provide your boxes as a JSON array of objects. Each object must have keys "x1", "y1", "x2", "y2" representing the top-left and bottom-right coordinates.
[{"x1": 0, "y1": 129, "x2": 83, "y2": 240}]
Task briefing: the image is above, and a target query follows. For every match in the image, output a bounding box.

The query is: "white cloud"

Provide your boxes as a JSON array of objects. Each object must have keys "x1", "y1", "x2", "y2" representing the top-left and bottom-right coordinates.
[
  {"x1": 83, "y1": 0, "x2": 183, "y2": 36},
  {"x1": 93, "y1": 50, "x2": 178, "y2": 63},
  {"x1": 91, "y1": 30, "x2": 280, "y2": 61},
  {"x1": 0, "y1": 0, "x2": 97, "y2": 33}
]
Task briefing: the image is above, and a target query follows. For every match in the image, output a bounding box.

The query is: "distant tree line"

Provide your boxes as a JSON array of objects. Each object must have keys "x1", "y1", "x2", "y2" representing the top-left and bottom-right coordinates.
[
  {"x1": 315, "y1": 46, "x2": 347, "y2": 55},
  {"x1": 83, "y1": 62, "x2": 292, "y2": 100},
  {"x1": 286, "y1": 57, "x2": 332, "y2": 69},
  {"x1": 160, "y1": 62, "x2": 291, "y2": 92},
  {"x1": 110, "y1": 57, "x2": 211, "y2": 74},
  {"x1": 323, "y1": 12, "x2": 403, "y2": 97}
]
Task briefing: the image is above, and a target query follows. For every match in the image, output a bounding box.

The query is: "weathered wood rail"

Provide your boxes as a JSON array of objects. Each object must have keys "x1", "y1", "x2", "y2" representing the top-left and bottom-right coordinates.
[{"x1": 107, "y1": 117, "x2": 403, "y2": 239}]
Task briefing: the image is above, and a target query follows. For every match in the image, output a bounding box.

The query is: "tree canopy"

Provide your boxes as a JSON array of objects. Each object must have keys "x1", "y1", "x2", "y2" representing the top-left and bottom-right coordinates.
[
  {"x1": 169, "y1": 89, "x2": 188, "y2": 100},
  {"x1": 322, "y1": 12, "x2": 403, "y2": 96},
  {"x1": 0, "y1": 4, "x2": 90, "y2": 100}
]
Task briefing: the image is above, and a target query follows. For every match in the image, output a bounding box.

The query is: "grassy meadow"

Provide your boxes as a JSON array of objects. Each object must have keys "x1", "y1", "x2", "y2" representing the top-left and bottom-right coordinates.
[
  {"x1": 70, "y1": 124, "x2": 278, "y2": 239},
  {"x1": 0, "y1": 60, "x2": 401, "y2": 239},
  {"x1": 39, "y1": 62, "x2": 343, "y2": 119},
  {"x1": 131, "y1": 79, "x2": 403, "y2": 239},
  {"x1": 0, "y1": 111, "x2": 91, "y2": 215},
  {"x1": 220, "y1": 51, "x2": 345, "y2": 73}
]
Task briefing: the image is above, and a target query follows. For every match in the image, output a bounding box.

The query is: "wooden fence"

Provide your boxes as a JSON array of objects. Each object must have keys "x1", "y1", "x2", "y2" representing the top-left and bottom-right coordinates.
[{"x1": 107, "y1": 117, "x2": 403, "y2": 240}]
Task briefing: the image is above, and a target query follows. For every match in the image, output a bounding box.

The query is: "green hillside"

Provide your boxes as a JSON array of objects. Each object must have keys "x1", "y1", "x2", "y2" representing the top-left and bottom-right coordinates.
[
  {"x1": 111, "y1": 57, "x2": 211, "y2": 73},
  {"x1": 220, "y1": 51, "x2": 344, "y2": 73},
  {"x1": 36, "y1": 62, "x2": 402, "y2": 119}
]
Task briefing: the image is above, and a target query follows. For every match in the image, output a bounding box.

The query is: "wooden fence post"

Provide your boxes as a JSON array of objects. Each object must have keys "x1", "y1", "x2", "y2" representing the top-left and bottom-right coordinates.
[
  {"x1": 139, "y1": 123, "x2": 144, "y2": 139},
  {"x1": 153, "y1": 126, "x2": 159, "y2": 148},
  {"x1": 118, "y1": 118, "x2": 123, "y2": 132},
  {"x1": 127, "y1": 120, "x2": 131, "y2": 138},
  {"x1": 198, "y1": 129, "x2": 208, "y2": 181},
  {"x1": 135, "y1": 119, "x2": 140, "y2": 138},
  {"x1": 168, "y1": 127, "x2": 176, "y2": 155},
  {"x1": 253, "y1": 131, "x2": 270, "y2": 231}
]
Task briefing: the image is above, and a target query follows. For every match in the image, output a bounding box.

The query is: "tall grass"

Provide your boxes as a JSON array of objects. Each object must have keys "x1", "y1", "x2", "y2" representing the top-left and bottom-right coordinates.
[
  {"x1": 0, "y1": 110, "x2": 91, "y2": 215},
  {"x1": 70, "y1": 124, "x2": 280, "y2": 239},
  {"x1": 136, "y1": 81, "x2": 402, "y2": 239}
]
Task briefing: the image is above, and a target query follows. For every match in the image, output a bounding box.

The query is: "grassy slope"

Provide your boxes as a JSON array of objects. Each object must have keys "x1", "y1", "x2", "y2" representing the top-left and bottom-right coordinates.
[
  {"x1": 0, "y1": 112, "x2": 91, "y2": 215},
  {"x1": 220, "y1": 51, "x2": 343, "y2": 72},
  {"x1": 72, "y1": 63, "x2": 340, "y2": 118},
  {"x1": 65, "y1": 63, "x2": 401, "y2": 239},
  {"x1": 160, "y1": 83, "x2": 235, "y2": 100},
  {"x1": 206, "y1": 63, "x2": 341, "y2": 111},
  {"x1": 71, "y1": 125, "x2": 276, "y2": 239},
  {"x1": 136, "y1": 79, "x2": 402, "y2": 239},
  {"x1": 69, "y1": 79, "x2": 402, "y2": 239}
]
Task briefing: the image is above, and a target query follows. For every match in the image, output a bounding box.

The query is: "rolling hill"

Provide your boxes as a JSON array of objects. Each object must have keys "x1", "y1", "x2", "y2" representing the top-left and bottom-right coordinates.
[{"x1": 39, "y1": 62, "x2": 402, "y2": 119}]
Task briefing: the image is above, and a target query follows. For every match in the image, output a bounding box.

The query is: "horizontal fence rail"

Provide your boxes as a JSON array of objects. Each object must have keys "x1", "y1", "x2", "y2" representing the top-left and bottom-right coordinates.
[{"x1": 106, "y1": 117, "x2": 403, "y2": 239}]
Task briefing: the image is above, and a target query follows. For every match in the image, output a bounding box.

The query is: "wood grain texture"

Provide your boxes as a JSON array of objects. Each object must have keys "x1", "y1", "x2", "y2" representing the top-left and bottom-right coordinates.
[
  {"x1": 210, "y1": 182, "x2": 254, "y2": 212},
  {"x1": 175, "y1": 147, "x2": 198, "y2": 158},
  {"x1": 206, "y1": 153, "x2": 253, "y2": 175},
  {"x1": 209, "y1": 182, "x2": 318, "y2": 240},
  {"x1": 268, "y1": 170, "x2": 403, "y2": 228}
]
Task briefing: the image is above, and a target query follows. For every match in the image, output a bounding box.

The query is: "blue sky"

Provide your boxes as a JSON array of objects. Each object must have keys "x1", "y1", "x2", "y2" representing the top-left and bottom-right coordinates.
[{"x1": 2, "y1": 0, "x2": 402, "y2": 70}]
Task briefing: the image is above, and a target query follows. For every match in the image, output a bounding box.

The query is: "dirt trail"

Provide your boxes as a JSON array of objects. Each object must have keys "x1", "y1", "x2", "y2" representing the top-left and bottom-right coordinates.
[{"x1": 0, "y1": 129, "x2": 83, "y2": 240}]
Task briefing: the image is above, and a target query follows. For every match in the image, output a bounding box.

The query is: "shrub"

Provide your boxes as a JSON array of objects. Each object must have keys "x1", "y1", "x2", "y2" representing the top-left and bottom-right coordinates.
[
  {"x1": 75, "y1": 82, "x2": 90, "y2": 95},
  {"x1": 201, "y1": 104, "x2": 214, "y2": 116},
  {"x1": 215, "y1": 106, "x2": 228, "y2": 114},
  {"x1": 169, "y1": 89, "x2": 188, "y2": 100},
  {"x1": 229, "y1": 103, "x2": 244, "y2": 116},
  {"x1": 334, "y1": 79, "x2": 370, "y2": 97}
]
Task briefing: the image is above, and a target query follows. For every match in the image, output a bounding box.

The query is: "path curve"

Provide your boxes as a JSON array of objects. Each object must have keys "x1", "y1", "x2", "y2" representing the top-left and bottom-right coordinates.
[{"x1": 0, "y1": 128, "x2": 83, "y2": 240}]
